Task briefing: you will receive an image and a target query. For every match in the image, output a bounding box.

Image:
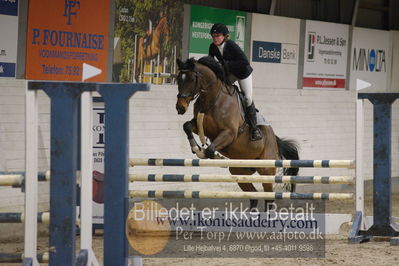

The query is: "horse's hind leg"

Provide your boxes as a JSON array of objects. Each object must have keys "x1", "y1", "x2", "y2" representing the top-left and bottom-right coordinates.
[
  {"x1": 258, "y1": 126, "x2": 280, "y2": 211},
  {"x1": 229, "y1": 167, "x2": 259, "y2": 210},
  {"x1": 258, "y1": 167, "x2": 276, "y2": 211}
]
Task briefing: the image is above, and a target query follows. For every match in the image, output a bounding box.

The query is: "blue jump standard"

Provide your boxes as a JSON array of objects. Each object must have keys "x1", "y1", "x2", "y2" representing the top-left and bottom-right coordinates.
[
  {"x1": 98, "y1": 83, "x2": 149, "y2": 266},
  {"x1": 349, "y1": 93, "x2": 399, "y2": 243},
  {"x1": 33, "y1": 81, "x2": 96, "y2": 266},
  {"x1": 27, "y1": 81, "x2": 149, "y2": 266}
]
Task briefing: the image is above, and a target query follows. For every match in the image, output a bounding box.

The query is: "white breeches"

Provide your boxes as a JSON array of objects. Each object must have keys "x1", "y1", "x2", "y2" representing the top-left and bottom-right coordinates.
[{"x1": 227, "y1": 73, "x2": 253, "y2": 107}]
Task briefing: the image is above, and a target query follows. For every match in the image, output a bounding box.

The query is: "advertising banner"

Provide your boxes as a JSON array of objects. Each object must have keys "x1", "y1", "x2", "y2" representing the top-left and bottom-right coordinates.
[
  {"x1": 189, "y1": 5, "x2": 248, "y2": 58},
  {"x1": 250, "y1": 14, "x2": 300, "y2": 88},
  {"x1": 113, "y1": 0, "x2": 183, "y2": 84},
  {"x1": 77, "y1": 99, "x2": 105, "y2": 228},
  {"x1": 349, "y1": 27, "x2": 390, "y2": 91},
  {"x1": 25, "y1": 0, "x2": 110, "y2": 81},
  {"x1": 92, "y1": 99, "x2": 105, "y2": 226},
  {"x1": 303, "y1": 20, "x2": 349, "y2": 89},
  {"x1": 0, "y1": 0, "x2": 18, "y2": 78}
]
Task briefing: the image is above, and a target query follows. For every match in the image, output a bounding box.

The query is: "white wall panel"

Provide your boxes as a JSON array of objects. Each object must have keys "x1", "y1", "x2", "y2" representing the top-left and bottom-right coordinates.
[
  {"x1": 250, "y1": 14, "x2": 300, "y2": 89},
  {"x1": 390, "y1": 31, "x2": 399, "y2": 91},
  {"x1": 349, "y1": 27, "x2": 391, "y2": 91}
]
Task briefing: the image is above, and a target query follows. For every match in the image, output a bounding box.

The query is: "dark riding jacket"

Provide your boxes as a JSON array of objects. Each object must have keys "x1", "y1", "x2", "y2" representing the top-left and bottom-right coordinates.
[{"x1": 208, "y1": 39, "x2": 253, "y2": 79}]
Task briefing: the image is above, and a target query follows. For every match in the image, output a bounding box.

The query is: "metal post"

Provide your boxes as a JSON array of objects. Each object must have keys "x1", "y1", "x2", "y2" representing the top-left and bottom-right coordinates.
[
  {"x1": 352, "y1": 0, "x2": 360, "y2": 26},
  {"x1": 97, "y1": 83, "x2": 149, "y2": 266},
  {"x1": 269, "y1": 0, "x2": 276, "y2": 15}
]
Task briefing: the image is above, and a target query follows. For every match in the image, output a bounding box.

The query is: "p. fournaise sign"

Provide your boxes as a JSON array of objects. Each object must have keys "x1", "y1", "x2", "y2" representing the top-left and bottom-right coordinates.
[{"x1": 26, "y1": 0, "x2": 110, "y2": 81}]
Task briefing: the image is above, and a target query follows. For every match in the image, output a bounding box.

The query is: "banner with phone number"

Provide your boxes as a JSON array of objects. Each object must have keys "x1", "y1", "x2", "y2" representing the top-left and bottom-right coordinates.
[{"x1": 26, "y1": 0, "x2": 110, "y2": 81}]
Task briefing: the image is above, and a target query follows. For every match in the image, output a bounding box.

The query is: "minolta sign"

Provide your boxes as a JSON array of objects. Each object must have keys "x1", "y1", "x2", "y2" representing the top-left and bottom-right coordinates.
[
  {"x1": 352, "y1": 48, "x2": 386, "y2": 72},
  {"x1": 252, "y1": 40, "x2": 297, "y2": 64}
]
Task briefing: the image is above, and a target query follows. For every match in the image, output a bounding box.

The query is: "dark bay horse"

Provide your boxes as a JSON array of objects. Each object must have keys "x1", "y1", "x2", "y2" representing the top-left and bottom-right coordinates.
[{"x1": 175, "y1": 57, "x2": 299, "y2": 210}]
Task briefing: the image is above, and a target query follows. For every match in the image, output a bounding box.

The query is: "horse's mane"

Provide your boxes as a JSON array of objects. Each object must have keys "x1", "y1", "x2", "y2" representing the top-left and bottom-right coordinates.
[{"x1": 197, "y1": 56, "x2": 226, "y2": 82}]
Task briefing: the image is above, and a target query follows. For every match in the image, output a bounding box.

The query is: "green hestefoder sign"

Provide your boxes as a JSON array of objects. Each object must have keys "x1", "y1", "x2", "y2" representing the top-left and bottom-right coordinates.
[{"x1": 189, "y1": 5, "x2": 247, "y2": 57}]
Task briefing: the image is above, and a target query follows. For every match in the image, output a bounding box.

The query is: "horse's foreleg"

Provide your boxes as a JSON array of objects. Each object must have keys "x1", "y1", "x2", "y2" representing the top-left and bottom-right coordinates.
[
  {"x1": 183, "y1": 120, "x2": 206, "y2": 159},
  {"x1": 205, "y1": 130, "x2": 234, "y2": 159}
]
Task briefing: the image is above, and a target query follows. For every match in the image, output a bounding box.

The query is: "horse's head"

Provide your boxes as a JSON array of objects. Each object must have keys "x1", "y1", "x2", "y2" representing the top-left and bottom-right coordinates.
[{"x1": 175, "y1": 58, "x2": 202, "y2": 115}]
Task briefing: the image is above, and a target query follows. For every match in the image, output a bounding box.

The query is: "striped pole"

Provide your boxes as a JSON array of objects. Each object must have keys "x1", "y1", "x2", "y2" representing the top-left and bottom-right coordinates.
[
  {"x1": 0, "y1": 253, "x2": 49, "y2": 263},
  {"x1": 130, "y1": 174, "x2": 355, "y2": 184},
  {"x1": 129, "y1": 158, "x2": 355, "y2": 169},
  {"x1": 0, "y1": 171, "x2": 50, "y2": 187},
  {"x1": 0, "y1": 212, "x2": 50, "y2": 224},
  {"x1": 129, "y1": 190, "x2": 354, "y2": 200}
]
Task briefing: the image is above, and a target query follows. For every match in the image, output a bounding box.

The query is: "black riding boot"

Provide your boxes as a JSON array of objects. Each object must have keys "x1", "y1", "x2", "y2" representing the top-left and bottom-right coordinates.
[{"x1": 246, "y1": 102, "x2": 263, "y2": 141}]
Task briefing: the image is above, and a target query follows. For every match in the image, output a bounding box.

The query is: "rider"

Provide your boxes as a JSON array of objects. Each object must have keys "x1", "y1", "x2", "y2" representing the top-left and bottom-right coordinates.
[{"x1": 208, "y1": 23, "x2": 262, "y2": 141}]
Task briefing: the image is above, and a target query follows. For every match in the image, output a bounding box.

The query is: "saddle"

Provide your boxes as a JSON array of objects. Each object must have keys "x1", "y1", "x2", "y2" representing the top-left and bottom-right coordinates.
[{"x1": 234, "y1": 86, "x2": 249, "y2": 136}]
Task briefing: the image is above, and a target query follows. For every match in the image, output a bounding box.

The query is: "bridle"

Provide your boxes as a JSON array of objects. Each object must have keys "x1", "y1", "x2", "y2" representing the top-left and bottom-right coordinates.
[
  {"x1": 177, "y1": 66, "x2": 227, "y2": 113},
  {"x1": 177, "y1": 66, "x2": 221, "y2": 97},
  {"x1": 176, "y1": 69, "x2": 202, "y2": 101}
]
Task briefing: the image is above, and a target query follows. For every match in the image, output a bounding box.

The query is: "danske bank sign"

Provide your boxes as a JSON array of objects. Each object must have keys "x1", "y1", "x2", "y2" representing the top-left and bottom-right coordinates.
[{"x1": 252, "y1": 41, "x2": 297, "y2": 64}]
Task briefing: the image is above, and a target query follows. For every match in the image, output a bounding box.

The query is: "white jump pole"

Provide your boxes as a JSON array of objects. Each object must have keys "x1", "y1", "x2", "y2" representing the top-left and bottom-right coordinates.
[
  {"x1": 356, "y1": 90, "x2": 365, "y2": 230},
  {"x1": 80, "y1": 91, "x2": 99, "y2": 266},
  {"x1": 24, "y1": 85, "x2": 39, "y2": 266}
]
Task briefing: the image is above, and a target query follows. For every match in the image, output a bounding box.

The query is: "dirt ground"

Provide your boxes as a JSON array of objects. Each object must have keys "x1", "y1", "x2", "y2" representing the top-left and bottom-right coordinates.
[{"x1": 1, "y1": 194, "x2": 399, "y2": 266}]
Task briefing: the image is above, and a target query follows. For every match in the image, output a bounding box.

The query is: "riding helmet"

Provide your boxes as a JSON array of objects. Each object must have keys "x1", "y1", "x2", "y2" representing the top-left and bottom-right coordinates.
[{"x1": 210, "y1": 23, "x2": 229, "y2": 35}]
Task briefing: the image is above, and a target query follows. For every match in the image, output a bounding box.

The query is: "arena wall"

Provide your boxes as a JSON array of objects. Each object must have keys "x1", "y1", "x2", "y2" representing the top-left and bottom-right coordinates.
[
  {"x1": 1, "y1": 32, "x2": 399, "y2": 237},
  {"x1": 1, "y1": 78, "x2": 399, "y2": 202}
]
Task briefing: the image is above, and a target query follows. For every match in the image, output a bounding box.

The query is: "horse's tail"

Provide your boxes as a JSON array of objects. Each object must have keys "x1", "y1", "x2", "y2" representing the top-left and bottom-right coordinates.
[{"x1": 276, "y1": 136, "x2": 299, "y2": 176}]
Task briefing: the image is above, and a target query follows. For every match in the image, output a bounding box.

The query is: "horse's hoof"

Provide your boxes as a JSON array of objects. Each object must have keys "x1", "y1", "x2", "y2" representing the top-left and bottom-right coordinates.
[
  {"x1": 204, "y1": 146, "x2": 215, "y2": 159},
  {"x1": 250, "y1": 199, "x2": 258, "y2": 210},
  {"x1": 264, "y1": 200, "x2": 275, "y2": 212}
]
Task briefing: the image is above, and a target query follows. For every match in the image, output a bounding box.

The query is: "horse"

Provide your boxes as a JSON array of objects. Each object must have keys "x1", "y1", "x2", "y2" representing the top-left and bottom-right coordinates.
[
  {"x1": 175, "y1": 57, "x2": 300, "y2": 210},
  {"x1": 136, "y1": 16, "x2": 169, "y2": 82}
]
